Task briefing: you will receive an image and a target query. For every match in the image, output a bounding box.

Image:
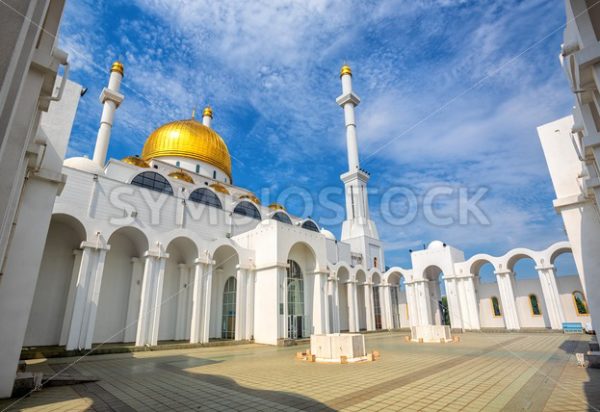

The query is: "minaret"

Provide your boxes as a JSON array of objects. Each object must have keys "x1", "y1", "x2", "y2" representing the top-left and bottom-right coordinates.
[
  {"x1": 92, "y1": 61, "x2": 125, "y2": 167},
  {"x1": 337, "y1": 64, "x2": 383, "y2": 270},
  {"x1": 338, "y1": 65, "x2": 360, "y2": 171},
  {"x1": 202, "y1": 106, "x2": 213, "y2": 128}
]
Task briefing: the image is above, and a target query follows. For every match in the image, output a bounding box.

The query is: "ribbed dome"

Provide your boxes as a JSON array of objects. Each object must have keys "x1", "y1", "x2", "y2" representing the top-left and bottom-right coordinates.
[{"x1": 142, "y1": 118, "x2": 232, "y2": 179}]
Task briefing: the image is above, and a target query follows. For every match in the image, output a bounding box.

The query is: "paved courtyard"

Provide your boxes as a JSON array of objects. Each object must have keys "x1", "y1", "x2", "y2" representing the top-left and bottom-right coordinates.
[{"x1": 1, "y1": 332, "x2": 599, "y2": 411}]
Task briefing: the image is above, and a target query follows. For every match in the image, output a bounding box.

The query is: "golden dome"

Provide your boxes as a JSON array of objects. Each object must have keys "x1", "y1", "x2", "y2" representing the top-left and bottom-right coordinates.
[
  {"x1": 239, "y1": 193, "x2": 261, "y2": 205},
  {"x1": 268, "y1": 203, "x2": 286, "y2": 211},
  {"x1": 340, "y1": 64, "x2": 352, "y2": 77},
  {"x1": 210, "y1": 182, "x2": 230, "y2": 195},
  {"x1": 111, "y1": 61, "x2": 124, "y2": 76},
  {"x1": 168, "y1": 170, "x2": 194, "y2": 183},
  {"x1": 122, "y1": 156, "x2": 149, "y2": 168},
  {"x1": 142, "y1": 118, "x2": 232, "y2": 179}
]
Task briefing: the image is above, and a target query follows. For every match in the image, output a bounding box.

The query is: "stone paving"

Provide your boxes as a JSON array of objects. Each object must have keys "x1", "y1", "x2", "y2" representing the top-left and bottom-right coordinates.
[{"x1": 0, "y1": 332, "x2": 598, "y2": 411}]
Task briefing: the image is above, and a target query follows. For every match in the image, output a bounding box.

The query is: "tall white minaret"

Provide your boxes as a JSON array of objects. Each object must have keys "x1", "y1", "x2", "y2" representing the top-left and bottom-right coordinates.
[
  {"x1": 202, "y1": 105, "x2": 213, "y2": 128},
  {"x1": 337, "y1": 64, "x2": 383, "y2": 270},
  {"x1": 92, "y1": 61, "x2": 125, "y2": 167},
  {"x1": 337, "y1": 65, "x2": 361, "y2": 171}
]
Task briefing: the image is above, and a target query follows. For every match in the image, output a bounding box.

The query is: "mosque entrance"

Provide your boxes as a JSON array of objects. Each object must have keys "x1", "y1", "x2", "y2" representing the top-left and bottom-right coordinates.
[
  {"x1": 221, "y1": 277, "x2": 236, "y2": 340},
  {"x1": 287, "y1": 259, "x2": 304, "y2": 339}
]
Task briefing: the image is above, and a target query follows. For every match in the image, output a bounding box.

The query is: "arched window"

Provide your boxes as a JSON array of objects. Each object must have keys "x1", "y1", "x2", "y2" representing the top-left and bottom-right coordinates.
[
  {"x1": 301, "y1": 220, "x2": 319, "y2": 232},
  {"x1": 287, "y1": 260, "x2": 304, "y2": 339},
  {"x1": 175, "y1": 161, "x2": 180, "y2": 167},
  {"x1": 491, "y1": 296, "x2": 501, "y2": 317},
  {"x1": 131, "y1": 171, "x2": 173, "y2": 195},
  {"x1": 271, "y1": 211, "x2": 292, "y2": 224},
  {"x1": 195, "y1": 164, "x2": 200, "y2": 173},
  {"x1": 373, "y1": 257, "x2": 378, "y2": 268},
  {"x1": 233, "y1": 201, "x2": 261, "y2": 220},
  {"x1": 222, "y1": 277, "x2": 236, "y2": 339},
  {"x1": 573, "y1": 291, "x2": 589, "y2": 315},
  {"x1": 213, "y1": 170, "x2": 217, "y2": 179},
  {"x1": 189, "y1": 188, "x2": 222, "y2": 209},
  {"x1": 529, "y1": 294, "x2": 541, "y2": 316}
]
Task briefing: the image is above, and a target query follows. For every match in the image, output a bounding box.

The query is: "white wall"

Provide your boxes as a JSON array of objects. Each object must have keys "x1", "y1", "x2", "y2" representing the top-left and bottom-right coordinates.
[
  {"x1": 478, "y1": 283, "x2": 505, "y2": 328},
  {"x1": 557, "y1": 275, "x2": 591, "y2": 324}
]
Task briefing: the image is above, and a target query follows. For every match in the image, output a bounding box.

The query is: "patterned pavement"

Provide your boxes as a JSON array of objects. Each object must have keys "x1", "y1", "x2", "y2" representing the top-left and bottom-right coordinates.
[{"x1": 0, "y1": 332, "x2": 598, "y2": 411}]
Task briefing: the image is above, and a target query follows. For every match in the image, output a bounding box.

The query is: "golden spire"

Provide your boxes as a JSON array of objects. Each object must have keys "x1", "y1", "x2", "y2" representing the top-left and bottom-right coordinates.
[
  {"x1": 340, "y1": 64, "x2": 352, "y2": 77},
  {"x1": 203, "y1": 105, "x2": 213, "y2": 118},
  {"x1": 111, "y1": 61, "x2": 124, "y2": 76},
  {"x1": 191, "y1": 106, "x2": 196, "y2": 119}
]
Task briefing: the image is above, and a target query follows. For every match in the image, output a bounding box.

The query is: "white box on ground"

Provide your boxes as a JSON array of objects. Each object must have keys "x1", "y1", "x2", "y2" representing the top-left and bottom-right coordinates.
[
  {"x1": 411, "y1": 325, "x2": 452, "y2": 342},
  {"x1": 310, "y1": 334, "x2": 366, "y2": 361}
]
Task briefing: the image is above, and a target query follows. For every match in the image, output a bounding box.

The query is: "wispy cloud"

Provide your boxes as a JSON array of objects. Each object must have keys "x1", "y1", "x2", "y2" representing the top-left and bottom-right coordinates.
[{"x1": 60, "y1": 0, "x2": 572, "y2": 267}]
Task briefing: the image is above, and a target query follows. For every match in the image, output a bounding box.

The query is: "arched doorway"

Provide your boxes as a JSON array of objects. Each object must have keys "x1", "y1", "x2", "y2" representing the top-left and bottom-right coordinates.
[
  {"x1": 24, "y1": 214, "x2": 86, "y2": 347},
  {"x1": 210, "y1": 245, "x2": 239, "y2": 340},
  {"x1": 95, "y1": 226, "x2": 148, "y2": 343},
  {"x1": 222, "y1": 277, "x2": 237, "y2": 339},
  {"x1": 510, "y1": 256, "x2": 550, "y2": 328},
  {"x1": 287, "y1": 260, "x2": 304, "y2": 339},
  {"x1": 423, "y1": 266, "x2": 448, "y2": 326},
  {"x1": 286, "y1": 242, "x2": 315, "y2": 339},
  {"x1": 356, "y1": 270, "x2": 367, "y2": 330},
  {"x1": 372, "y1": 273, "x2": 382, "y2": 330},
  {"x1": 159, "y1": 237, "x2": 198, "y2": 342},
  {"x1": 387, "y1": 272, "x2": 406, "y2": 329},
  {"x1": 472, "y1": 260, "x2": 504, "y2": 329},
  {"x1": 337, "y1": 267, "x2": 350, "y2": 332}
]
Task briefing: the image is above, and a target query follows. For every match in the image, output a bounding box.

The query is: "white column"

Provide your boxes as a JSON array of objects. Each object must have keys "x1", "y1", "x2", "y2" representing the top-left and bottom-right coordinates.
[
  {"x1": 200, "y1": 263, "x2": 213, "y2": 343},
  {"x1": 245, "y1": 269, "x2": 255, "y2": 340},
  {"x1": 495, "y1": 270, "x2": 520, "y2": 330},
  {"x1": 464, "y1": 276, "x2": 481, "y2": 330},
  {"x1": 59, "y1": 249, "x2": 82, "y2": 346},
  {"x1": 175, "y1": 263, "x2": 189, "y2": 341},
  {"x1": 92, "y1": 62, "x2": 124, "y2": 167},
  {"x1": 444, "y1": 277, "x2": 462, "y2": 329},
  {"x1": 412, "y1": 280, "x2": 432, "y2": 326},
  {"x1": 190, "y1": 259, "x2": 206, "y2": 343},
  {"x1": 124, "y1": 257, "x2": 143, "y2": 343},
  {"x1": 347, "y1": 281, "x2": 359, "y2": 332},
  {"x1": 311, "y1": 271, "x2": 328, "y2": 335},
  {"x1": 380, "y1": 284, "x2": 392, "y2": 330},
  {"x1": 535, "y1": 265, "x2": 566, "y2": 330},
  {"x1": 66, "y1": 241, "x2": 110, "y2": 350},
  {"x1": 235, "y1": 266, "x2": 247, "y2": 341},
  {"x1": 329, "y1": 277, "x2": 340, "y2": 333},
  {"x1": 135, "y1": 248, "x2": 169, "y2": 346}
]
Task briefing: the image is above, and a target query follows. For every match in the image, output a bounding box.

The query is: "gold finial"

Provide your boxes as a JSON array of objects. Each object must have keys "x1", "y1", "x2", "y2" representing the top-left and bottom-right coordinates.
[
  {"x1": 203, "y1": 105, "x2": 213, "y2": 118},
  {"x1": 191, "y1": 106, "x2": 196, "y2": 119},
  {"x1": 340, "y1": 64, "x2": 352, "y2": 77},
  {"x1": 111, "y1": 61, "x2": 124, "y2": 76}
]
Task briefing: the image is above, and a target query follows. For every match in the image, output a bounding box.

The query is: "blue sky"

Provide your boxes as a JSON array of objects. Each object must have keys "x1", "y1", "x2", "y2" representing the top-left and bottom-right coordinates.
[{"x1": 59, "y1": 0, "x2": 576, "y2": 274}]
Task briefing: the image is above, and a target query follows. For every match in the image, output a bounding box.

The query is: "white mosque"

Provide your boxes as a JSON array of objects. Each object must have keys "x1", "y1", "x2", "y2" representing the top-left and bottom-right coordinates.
[{"x1": 22, "y1": 61, "x2": 592, "y2": 352}]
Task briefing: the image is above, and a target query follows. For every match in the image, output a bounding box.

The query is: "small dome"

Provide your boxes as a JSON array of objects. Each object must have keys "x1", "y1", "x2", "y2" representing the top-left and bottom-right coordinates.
[
  {"x1": 64, "y1": 157, "x2": 104, "y2": 174},
  {"x1": 122, "y1": 156, "x2": 149, "y2": 168},
  {"x1": 168, "y1": 170, "x2": 194, "y2": 183},
  {"x1": 320, "y1": 228, "x2": 336, "y2": 241},
  {"x1": 428, "y1": 240, "x2": 445, "y2": 250},
  {"x1": 268, "y1": 203, "x2": 286, "y2": 211},
  {"x1": 238, "y1": 193, "x2": 261, "y2": 205},
  {"x1": 210, "y1": 182, "x2": 230, "y2": 195},
  {"x1": 142, "y1": 118, "x2": 231, "y2": 180}
]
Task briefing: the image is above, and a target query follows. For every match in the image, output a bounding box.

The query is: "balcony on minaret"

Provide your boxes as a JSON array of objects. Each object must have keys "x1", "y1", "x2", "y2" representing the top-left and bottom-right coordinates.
[{"x1": 336, "y1": 92, "x2": 360, "y2": 107}]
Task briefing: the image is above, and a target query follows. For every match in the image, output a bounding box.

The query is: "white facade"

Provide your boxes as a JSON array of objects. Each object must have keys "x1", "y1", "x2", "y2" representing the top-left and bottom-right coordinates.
[
  {"x1": 0, "y1": 2, "x2": 596, "y2": 396},
  {"x1": 536, "y1": 0, "x2": 600, "y2": 331}
]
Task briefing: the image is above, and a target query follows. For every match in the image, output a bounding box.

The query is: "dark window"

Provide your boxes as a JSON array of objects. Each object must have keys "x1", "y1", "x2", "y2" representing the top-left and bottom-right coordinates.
[
  {"x1": 233, "y1": 201, "x2": 261, "y2": 220},
  {"x1": 213, "y1": 170, "x2": 217, "y2": 179},
  {"x1": 176, "y1": 161, "x2": 180, "y2": 167},
  {"x1": 131, "y1": 171, "x2": 173, "y2": 195},
  {"x1": 271, "y1": 211, "x2": 292, "y2": 224},
  {"x1": 195, "y1": 164, "x2": 200, "y2": 173},
  {"x1": 491, "y1": 296, "x2": 501, "y2": 317},
  {"x1": 573, "y1": 291, "x2": 589, "y2": 315},
  {"x1": 301, "y1": 220, "x2": 319, "y2": 232},
  {"x1": 529, "y1": 294, "x2": 541, "y2": 316},
  {"x1": 189, "y1": 188, "x2": 222, "y2": 209}
]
